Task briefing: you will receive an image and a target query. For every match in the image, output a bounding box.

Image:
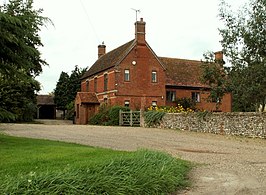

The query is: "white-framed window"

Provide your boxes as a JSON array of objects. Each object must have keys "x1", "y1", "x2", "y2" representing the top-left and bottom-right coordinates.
[
  {"x1": 166, "y1": 91, "x2": 176, "y2": 102},
  {"x1": 124, "y1": 69, "x2": 130, "y2": 81},
  {"x1": 124, "y1": 100, "x2": 130, "y2": 107},
  {"x1": 152, "y1": 101, "x2": 157, "y2": 107},
  {"x1": 152, "y1": 71, "x2": 157, "y2": 83},
  {"x1": 192, "y1": 92, "x2": 200, "y2": 103}
]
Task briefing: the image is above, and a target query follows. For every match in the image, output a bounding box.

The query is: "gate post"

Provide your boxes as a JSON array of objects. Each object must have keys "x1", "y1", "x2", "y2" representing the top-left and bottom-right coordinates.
[
  {"x1": 140, "y1": 110, "x2": 144, "y2": 127},
  {"x1": 130, "y1": 110, "x2": 133, "y2": 126},
  {"x1": 119, "y1": 110, "x2": 122, "y2": 126}
]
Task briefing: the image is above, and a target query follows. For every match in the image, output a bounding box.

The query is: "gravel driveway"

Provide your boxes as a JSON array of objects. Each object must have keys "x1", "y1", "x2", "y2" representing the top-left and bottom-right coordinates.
[{"x1": 1, "y1": 121, "x2": 266, "y2": 195}]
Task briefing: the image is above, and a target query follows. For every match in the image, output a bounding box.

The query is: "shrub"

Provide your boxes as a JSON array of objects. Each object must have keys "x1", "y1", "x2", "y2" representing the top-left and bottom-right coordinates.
[
  {"x1": 147, "y1": 105, "x2": 194, "y2": 113},
  {"x1": 107, "y1": 106, "x2": 130, "y2": 126},
  {"x1": 88, "y1": 112, "x2": 104, "y2": 125},
  {"x1": 89, "y1": 105, "x2": 130, "y2": 126},
  {"x1": 65, "y1": 101, "x2": 74, "y2": 120},
  {"x1": 144, "y1": 111, "x2": 165, "y2": 127},
  {"x1": 175, "y1": 97, "x2": 196, "y2": 110},
  {"x1": 0, "y1": 108, "x2": 17, "y2": 122}
]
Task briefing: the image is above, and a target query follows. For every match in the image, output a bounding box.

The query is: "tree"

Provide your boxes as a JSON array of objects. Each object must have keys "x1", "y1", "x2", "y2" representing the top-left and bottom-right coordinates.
[
  {"x1": 0, "y1": 0, "x2": 50, "y2": 122},
  {"x1": 54, "y1": 66, "x2": 87, "y2": 119},
  {"x1": 0, "y1": 76, "x2": 40, "y2": 122},
  {"x1": 68, "y1": 65, "x2": 87, "y2": 104},
  {"x1": 201, "y1": 51, "x2": 228, "y2": 110},
  {"x1": 219, "y1": 0, "x2": 266, "y2": 111},
  {"x1": 54, "y1": 72, "x2": 70, "y2": 118},
  {"x1": 0, "y1": 0, "x2": 51, "y2": 79}
]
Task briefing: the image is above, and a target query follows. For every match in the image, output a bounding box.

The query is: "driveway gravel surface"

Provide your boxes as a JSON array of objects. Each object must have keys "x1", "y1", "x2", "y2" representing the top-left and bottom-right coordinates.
[{"x1": 1, "y1": 121, "x2": 266, "y2": 195}]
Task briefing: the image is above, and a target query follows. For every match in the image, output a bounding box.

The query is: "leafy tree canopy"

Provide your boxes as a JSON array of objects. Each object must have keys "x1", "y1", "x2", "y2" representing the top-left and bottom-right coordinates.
[
  {"x1": 54, "y1": 66, "x2": 87, "y2": 119},
  {"x1": 202, "y1": 0, "x2": 265, "y2": 112},
  {"x1": 219, "y1": 0, "x2": 266, "y2": 111},
  {"x1": 0, "y1": 0, "x2": 51, "y2": 79},
  {"x1": 201, "y1": 51, "x2": 228, "y2": 110},
  {"x1": 0, "y1": 0, "x2": 50, "y2": 122}
]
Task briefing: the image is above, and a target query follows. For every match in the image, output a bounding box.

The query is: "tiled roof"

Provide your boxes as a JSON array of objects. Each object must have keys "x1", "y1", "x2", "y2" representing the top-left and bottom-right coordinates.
[
  {"x1": 81, "y1": 38, "x2": 208, "y2": 88},
  {"x1": 81, "y1": 40, "x2": 135, "y2": 79},
  {"x1": 77, "y1": 92, "x2": 99, "y2": 104},
  {"x1": 37, "y1": 95, "x2": 55, "y2": 105},
  {"x1": 159, "y1": 57, "x2": 207, "y2": 87}
]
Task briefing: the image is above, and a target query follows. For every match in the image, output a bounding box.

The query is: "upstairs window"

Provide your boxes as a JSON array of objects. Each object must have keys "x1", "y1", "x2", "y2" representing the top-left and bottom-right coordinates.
[
  {"x1": 124, "y1": 69, "x2": 130, "y2": 81},
  {"x1": 94, "y1": 78, "x2": 97, "y2": 92},
  {"x1": 166, "y1": 91, "x2": 176, "y2": 102},
  {"x1": 152, "y1": 71, "x2": 157, "y2": 83},
  {"x1": 104, "y1": 74, "x2": 108, "y2": 91},
  {"x1": 86, "y1": 80, "x2": 89, "y2": 92},
  {"x1": 192, "y1": 92, "x2": 200, "y2": 103}
]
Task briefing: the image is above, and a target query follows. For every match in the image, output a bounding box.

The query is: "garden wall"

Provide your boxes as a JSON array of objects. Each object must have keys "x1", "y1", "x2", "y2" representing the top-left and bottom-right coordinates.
[{"x1": 156, "y1": 112, "x2": 266, "y2": 139}]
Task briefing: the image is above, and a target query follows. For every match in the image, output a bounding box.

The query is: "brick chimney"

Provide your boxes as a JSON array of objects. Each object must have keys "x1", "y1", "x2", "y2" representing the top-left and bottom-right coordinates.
[
  {"x1": 214, "y1": 51, "x2": 225, "y2": 65},
  {"x1": 135, "y1": 18, "x2": 146, "y2": 45},
  {"x1": 98, "y1": 43, "x2": 106, "y2": 58}
]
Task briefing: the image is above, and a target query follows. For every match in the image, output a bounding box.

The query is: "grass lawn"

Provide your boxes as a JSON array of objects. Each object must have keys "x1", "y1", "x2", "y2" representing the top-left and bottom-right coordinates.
[{"x1": 0, "y1": 133, "x2": 191, "y2": 194}]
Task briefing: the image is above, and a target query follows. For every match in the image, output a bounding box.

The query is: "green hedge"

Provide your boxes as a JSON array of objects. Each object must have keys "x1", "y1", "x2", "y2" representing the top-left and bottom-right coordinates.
[{"x1": 89, "y1": 105, "x2": 130, "y2": 126}]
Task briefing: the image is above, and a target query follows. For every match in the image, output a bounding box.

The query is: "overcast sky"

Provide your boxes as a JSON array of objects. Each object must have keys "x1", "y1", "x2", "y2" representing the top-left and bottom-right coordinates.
[{"x1": 2, "y1": 0, "x2": 248, "y2": 94}]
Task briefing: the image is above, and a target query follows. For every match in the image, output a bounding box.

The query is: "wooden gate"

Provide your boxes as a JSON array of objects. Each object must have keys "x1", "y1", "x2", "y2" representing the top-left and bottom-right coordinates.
[{"x1": 119, "y1": 110, "x2": 141, "y2": 126}]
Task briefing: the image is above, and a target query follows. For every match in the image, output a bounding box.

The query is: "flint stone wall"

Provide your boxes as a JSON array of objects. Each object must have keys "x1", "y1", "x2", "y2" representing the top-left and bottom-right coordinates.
[{"x1": 157, "y1": 112, "x2": 266, "y2": 139}]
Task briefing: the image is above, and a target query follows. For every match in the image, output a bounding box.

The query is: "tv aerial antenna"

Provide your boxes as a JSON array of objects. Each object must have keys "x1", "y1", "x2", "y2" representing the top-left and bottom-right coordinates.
[{"x1": 131, "y1": 8, "x2": 140, "y2": 22}]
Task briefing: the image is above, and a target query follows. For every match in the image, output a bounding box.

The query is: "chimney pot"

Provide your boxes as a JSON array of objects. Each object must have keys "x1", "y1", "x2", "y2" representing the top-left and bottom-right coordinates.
[
  {"x1": 214, "y1": 51, "x2": 225, "y2": 65},
  {"x1": 98, "y1": 44, "x2": 106, "y2": 58},
  {"x1": 135, "y1": 18, "x2": 146, "y2": 45}
]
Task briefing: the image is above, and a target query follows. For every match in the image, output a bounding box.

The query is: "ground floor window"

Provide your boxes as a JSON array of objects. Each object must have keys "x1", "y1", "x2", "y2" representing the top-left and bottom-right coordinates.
[
  {"x1": 152, "y1": 101, "x2": 157, "y2": 108},
  {"x1": 124, "y1": 100, "x2": 130, "y2": 107},
  {"x1": 166, "y1": 91, "x2": 176, "y2": 102},
  {"x1": 192, "y1": 92, "x2": 200, "y2": 103}
]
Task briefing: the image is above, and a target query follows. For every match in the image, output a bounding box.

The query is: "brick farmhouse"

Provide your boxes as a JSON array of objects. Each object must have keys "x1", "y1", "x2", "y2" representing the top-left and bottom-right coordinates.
[{"x1": 75, "y1": 18, "x2": 232, "y2": 125}]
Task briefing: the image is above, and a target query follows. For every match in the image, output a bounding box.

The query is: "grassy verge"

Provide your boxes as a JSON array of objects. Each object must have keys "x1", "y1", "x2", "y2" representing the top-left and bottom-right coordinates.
[{"x1": 0, "y1": 134, "x2": 191, "y2": 194}]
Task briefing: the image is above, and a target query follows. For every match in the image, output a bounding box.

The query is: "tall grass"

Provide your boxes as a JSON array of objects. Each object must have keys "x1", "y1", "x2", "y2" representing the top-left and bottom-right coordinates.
[{"x1": 0, "y1": 134, "x2": 191, "y2": 194}]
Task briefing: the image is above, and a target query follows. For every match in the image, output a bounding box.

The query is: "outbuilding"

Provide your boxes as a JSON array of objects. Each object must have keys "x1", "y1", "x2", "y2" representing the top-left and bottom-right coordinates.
[{"x1": 36, "y1": 95, "x2": 56, "y2": 119}]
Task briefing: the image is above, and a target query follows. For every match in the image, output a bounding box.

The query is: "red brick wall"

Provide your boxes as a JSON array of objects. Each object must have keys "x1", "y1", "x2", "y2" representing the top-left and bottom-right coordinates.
[
  {"x1": 81, "y1": 69, "x2": 116, "y2": 94},
  {"x1": 75, "y1": 97, "x2": 87, "y2": 125},
  {"x1": 165, "y1": 88, "x2": 232, "y2": 112},
  {"x1": 115, "y1": 45, "x2": 166, "y2": 110}
]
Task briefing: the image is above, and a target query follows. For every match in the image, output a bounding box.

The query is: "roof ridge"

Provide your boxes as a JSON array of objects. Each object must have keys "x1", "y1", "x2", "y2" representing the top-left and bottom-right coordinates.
[
  {"x1": 81, "y1": 39, "x2": 135, "y2": 79},
  {"x1": 159, "y1": 56, "x2": 202, "y2": 63},
  {"x1": 104, "y1": 39, "x2": 134, "y2": 56}
]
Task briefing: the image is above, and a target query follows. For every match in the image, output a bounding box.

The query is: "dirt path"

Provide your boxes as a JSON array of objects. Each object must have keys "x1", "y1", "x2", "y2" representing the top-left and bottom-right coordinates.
[{"x1": 1, "y1": 122, "x2": 266, "y2": 194}]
